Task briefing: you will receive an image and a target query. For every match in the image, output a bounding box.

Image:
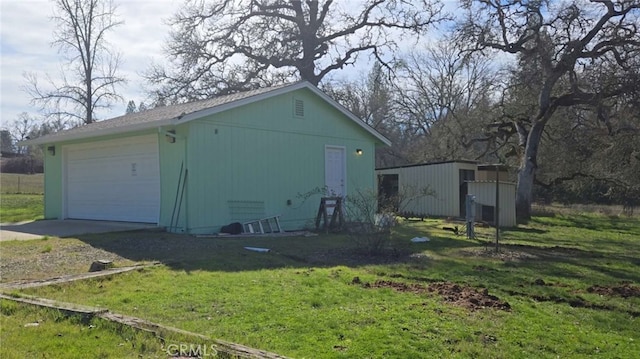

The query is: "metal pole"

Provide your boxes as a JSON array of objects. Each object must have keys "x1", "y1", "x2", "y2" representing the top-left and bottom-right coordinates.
[{"x1": 495, "y1": 166, "x2": 500, "y2": 252}]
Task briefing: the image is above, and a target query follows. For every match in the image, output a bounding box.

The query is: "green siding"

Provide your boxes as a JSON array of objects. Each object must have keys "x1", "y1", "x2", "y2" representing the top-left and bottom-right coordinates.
[
  {"x1": 44, "y1": 147, "x2": 62, "y2": 219},
  {"x1": 158, "y1": 125, "x2": 188, "y2": 231},
  {"x1": 40, "y1": 87, "x2": 381, "y2": 233},
  {"x1": 184, "y1": 88, "x2": 377, "y2": 233}
]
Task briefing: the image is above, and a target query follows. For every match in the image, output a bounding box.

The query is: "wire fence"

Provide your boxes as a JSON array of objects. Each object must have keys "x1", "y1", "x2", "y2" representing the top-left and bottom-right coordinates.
[{"x1": 0, "y1": 174, "x2": 44, "y2": 194}]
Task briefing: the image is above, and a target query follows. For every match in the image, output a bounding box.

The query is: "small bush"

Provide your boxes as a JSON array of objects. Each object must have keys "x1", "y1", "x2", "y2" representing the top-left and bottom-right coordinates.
[{"x1": 343, "y1": 189, "x2": 391, "y2": 255}]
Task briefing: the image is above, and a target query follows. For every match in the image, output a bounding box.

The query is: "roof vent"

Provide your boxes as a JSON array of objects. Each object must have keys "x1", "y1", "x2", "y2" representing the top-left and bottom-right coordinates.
[{"x1": 294, "y1": 98, "x2": 304, "y2": 118}]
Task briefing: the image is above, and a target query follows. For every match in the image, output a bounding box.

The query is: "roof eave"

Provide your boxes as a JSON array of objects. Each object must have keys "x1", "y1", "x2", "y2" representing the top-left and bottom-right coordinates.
[
  {"x1": 18, "y1": 118, "x2": 175, "y2": 146},
  {"x1": 18, "y1": 81, "x2": 391, "y2": 147}
]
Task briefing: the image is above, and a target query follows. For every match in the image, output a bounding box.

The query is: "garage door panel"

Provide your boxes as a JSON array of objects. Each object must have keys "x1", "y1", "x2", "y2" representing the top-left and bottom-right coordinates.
[
  {"x1": 68, "y1": 202, "x2": 159, "y2": 222},
  {"x1": 64, "y1": 135, "x2": 160, "y2": 223}
]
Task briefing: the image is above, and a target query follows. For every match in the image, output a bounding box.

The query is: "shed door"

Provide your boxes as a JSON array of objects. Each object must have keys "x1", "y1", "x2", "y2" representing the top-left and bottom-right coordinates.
[
  {"x1": 64, "y1": 134, "x2": 160, "y2": 223},
  {"x1": 325, "y1": 146, "x2": 346, "y2": 197}
]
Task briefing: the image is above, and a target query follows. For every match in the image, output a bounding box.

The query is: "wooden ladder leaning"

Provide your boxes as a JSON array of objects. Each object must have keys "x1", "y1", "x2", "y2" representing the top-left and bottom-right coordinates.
[
  {"x1": 242, "y1": 216, "x2": 284, "y2": 234},
  {"x1": 315, "y1": 197, "x2": 344, "y2": 232}
]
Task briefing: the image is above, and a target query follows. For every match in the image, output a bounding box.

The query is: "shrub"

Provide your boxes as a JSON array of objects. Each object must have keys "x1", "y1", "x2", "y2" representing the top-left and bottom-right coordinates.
[{"x1": 344, "y1": 186, "x2": 435, "y2": 255}]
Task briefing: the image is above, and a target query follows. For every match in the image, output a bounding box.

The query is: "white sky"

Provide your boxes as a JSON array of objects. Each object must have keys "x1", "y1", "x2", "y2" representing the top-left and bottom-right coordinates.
[{"x1": 0, "y1": 0, "x2": 183, "y2": 128}]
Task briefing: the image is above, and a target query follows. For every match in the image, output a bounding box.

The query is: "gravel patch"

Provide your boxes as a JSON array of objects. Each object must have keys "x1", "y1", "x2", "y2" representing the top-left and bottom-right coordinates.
[{"x1": 0, "y1": 239, "x2": 140, "y2": 282}]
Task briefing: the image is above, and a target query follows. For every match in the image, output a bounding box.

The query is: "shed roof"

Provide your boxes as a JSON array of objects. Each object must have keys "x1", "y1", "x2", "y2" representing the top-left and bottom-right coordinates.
[
  {"x1": 22, "y1": 81, "x2": 391, "y2": 146},
  {"x1": 376, "y1": 160, "x2": 478, "y2": 171},
  {"x1": 477, "y1": 164, "x2": 511, "y2": 172}
]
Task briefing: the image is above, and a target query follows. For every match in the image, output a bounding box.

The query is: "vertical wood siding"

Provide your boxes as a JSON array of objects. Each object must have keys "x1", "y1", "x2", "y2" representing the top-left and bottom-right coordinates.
[
  {"x1": 467, "y1": 181, "x2": 517, "y2": 227},
  {"x1": 43, "y1": 147, "x2": 62, "y2": 219},
  {"x1": 185, "y1": 88, "x2": 377, "y2": 234},
  {"x1": 158, "y1": 124, "x2": 188, "y2": 232},
  {"x1": 41, "y1": 88, "x2": 380, "y2": 233},
  {"x1": 376, "y1": 162, "x2": 478, "y2": 218}
]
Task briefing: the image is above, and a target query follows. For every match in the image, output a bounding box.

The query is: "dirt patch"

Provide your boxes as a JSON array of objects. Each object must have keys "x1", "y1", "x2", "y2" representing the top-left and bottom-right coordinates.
[
  {"x1": 356, "y1": 278, "x2": 511, "y2": 311},
  {"x1": 0, "y1": 264, "x2": 157, "y2": 290},
  {"x1": 587, "y1": 283, "x2": 640, "y2": 298},
  {"x1": 0, "y1": 242, "x2": 140, "y2": 282},
  {"x1": 372, "y1": 280, "x2": 428, "y2": 295},
  {"x1": 457, "y1": 247, "x2": 538, "y2": 261},
  {"x1": 533, "y1": 278, "x2": 547, "y2": 286},
  {"x1": 426, "y1": 282, "x2": 511, "y2": 311},
  {"x1": 458, "y1": 243, "x2": 610, "y2": 262}
]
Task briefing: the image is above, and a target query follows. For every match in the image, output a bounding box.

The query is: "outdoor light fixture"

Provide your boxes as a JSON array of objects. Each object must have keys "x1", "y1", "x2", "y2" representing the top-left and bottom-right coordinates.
[
  {"x1": 47, "y1": 146, "x2": 55, "y2": 156},
  {"x1": 165, "y1": 130, "x2": 176, "y2": 143},
  {"x1": 356, "y1": 148, "x2": 363, "y2": 155}
]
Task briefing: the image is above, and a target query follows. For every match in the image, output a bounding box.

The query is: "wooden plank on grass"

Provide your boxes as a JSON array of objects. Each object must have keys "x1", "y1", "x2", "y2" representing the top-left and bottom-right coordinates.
[{"x1": 0, "y1": 293, "x2": 290, "y2": 359}]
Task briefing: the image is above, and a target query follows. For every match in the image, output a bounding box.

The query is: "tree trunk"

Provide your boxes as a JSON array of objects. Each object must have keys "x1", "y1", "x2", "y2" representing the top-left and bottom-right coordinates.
[{"x1": 515, "y1": 122, "x2": 545, "y2": 222}]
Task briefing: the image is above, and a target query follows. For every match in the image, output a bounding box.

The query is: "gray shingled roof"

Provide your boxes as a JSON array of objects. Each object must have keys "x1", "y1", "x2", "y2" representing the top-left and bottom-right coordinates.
[
  {"x1": 22, "y1": 81, "x2": 391, "y2": 146},
  {"x1": 23, "y1": 83, "x2": 292, "y2": 145}
]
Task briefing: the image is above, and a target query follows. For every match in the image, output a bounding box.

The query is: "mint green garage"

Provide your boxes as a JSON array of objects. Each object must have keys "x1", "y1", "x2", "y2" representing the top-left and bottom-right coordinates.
[{"x1": 24, "y1": 82, "x2": 390, "y2": 234}]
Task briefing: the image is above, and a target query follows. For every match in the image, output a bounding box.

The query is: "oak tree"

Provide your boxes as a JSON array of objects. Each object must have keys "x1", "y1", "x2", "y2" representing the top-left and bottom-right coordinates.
[
  {"x1": 147, "y1": 0, "x2": 444, "y2": 102},
  {"x1": 459, "y1": 0, "x2": 640, "y2": 220}
]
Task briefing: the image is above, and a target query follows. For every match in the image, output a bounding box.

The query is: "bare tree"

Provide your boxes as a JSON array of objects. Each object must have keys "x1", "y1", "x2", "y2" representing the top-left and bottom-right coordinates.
[
  {"x1": 534, "y1": 95, "x2": 640, "y2": 211},
  {"x1": 9, "y1": 113, "x2": 40, "y2": 155},
  {"x1": 459, "y1": 0, "x2": 640, "y2": 221},
  {"x1": 0, "y1": 130, "x2": 14, "y2": 154},
  {"x1": 323, "y1": 64, "x2": 394, "y2": 130},
  {"x1": 25, "y1": 0, "x2": 125, "y2": 124},
  {"x1": 146, "y1": 0, "x2": 444, "y2": 102},
  {"x1": 322, "y1": 64, "x2": 404, "y2": 167},
  {"x1": 393, "y1": 41, "x2": 501, "y2": 163}
]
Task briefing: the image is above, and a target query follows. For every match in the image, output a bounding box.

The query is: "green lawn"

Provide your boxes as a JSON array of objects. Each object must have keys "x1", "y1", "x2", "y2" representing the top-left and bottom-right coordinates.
[
  {"x1": 0, "y1": 300, "x2": 170, "y2": 359},
  {"x1": 0, "y1": 194, "x2": 44, "y2": 223},
  {"x1": 0, "y1": 173, "x2": 44, "y2": 223},
  {"x1": 6, "y1": 213, "x2": 638, "y2": 358}
]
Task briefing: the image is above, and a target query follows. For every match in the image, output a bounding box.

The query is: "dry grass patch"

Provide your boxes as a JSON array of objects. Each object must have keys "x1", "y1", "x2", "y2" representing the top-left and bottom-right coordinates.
[{"x1": 0, "y1": 237, "x2": 140, "y2": 283}]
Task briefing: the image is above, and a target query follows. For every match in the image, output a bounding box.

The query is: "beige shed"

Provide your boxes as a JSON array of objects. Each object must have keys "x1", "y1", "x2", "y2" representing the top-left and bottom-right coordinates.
[{"x1": 376, "y1": 161, "x2": 517, "y2": 227}]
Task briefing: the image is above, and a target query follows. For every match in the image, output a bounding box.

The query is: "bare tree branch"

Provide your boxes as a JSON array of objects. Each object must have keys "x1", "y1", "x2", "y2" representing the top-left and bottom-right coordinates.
[
  {"x1": 146, "y1": 0, "x2": 445, "y2": 102},
  {"x1": 458, "y1": 0, "x2": 640, "y2": 220},
  {"x1": 24, "y1": 0, "x2": 125, "y2": 125}
]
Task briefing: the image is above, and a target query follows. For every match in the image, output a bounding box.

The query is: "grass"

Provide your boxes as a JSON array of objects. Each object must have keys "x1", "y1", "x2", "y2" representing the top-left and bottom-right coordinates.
[
  {"x1": 0, "y1": 173, "x2": 44, "y2": 194},
  {"x1": 0, "y1": 194, "x2": 44, "y2": 223},
  {"x1": 533, "y1": 202, "x2": 639, "y2": 218},
  {"x1": 4, "y1": 212, "x2": 638, "y2": 358},
  {"x1": 0, "y1": 300, "x2": 171, "y2": 358},
  {"x1": 0, "y1": 173, "x2": 44, "y2": 223}
]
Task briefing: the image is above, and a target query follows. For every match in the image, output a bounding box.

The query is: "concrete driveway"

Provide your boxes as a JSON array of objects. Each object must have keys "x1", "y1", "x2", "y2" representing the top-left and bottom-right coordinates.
[{"x1": 0, "y1": 220, "x2": 158, "y2": 241}]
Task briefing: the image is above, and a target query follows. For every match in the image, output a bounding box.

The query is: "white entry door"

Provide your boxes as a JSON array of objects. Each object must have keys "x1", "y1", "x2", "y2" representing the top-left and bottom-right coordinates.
[
  {"x1": 64, "y1": 134, "x2": 161, "y2": 223},
  {"x1": 325, "y1": 146, "x2": 346, "y2": 197}
]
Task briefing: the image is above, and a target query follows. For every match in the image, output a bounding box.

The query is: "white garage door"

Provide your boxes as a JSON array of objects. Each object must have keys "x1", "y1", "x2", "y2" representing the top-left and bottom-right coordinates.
[{"x1": 64, "y1": 134, "x2": 160, "y2": 223}]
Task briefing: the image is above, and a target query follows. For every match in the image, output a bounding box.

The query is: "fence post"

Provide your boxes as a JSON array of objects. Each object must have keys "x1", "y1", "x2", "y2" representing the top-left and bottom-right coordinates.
[{"x1": 18, "y1": 176, "x2": 21, "y2": 194}]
